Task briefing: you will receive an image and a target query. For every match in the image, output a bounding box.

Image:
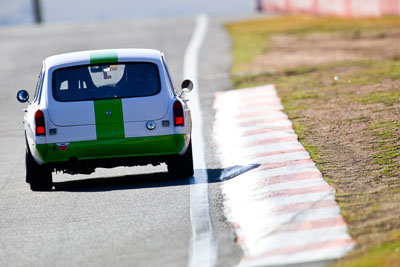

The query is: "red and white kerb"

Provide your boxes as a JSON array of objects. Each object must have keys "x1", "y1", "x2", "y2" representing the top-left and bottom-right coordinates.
[{"x1": 213, "y1": 84, "x2": 354, "y2": 266}]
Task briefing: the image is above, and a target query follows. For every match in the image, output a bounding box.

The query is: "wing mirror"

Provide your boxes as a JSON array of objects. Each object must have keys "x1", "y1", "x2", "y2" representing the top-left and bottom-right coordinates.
[
  {"x1": 17, "y1": 90, "x2": 30, "y2": 103},
  {"x1": 179, "y1": 79, "x2": 193, "y2": 97}
]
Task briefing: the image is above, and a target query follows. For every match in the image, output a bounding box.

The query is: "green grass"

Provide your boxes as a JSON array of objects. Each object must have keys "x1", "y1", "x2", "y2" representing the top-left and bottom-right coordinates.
[
  {"x1": 226, "y1": 15, "x2": 400, "y2": 73},
  {"x1": 227, "y1": 14, "x2": 400, "y2": 266},
  {"x1": 360, "y1": 90, "x2": 400, "y2": 106},
  {"x1": 347, "y1": 60, "x2": 400, "y2": 87},
  {"x1": 232, "y1": 59, "x2": 400, "y2": 102},
  {"x1": 369, "y1": 121, "x2": 400, "y2": 179},
  {"x1": 226, "y1": 16, "x2": 400, "y2": 73},
  {"x1": 288, "y1": 116, "x2": 322, "y2": 159},
  {"x1": 344, "y1": 117, "x2": 371, "y2": 123},
  {"x1": 233, "y1": 60, "x2": 400, "y2": 182},
  {"x1": 334, "y1": 231, "x2": 400, "y2": 267}
]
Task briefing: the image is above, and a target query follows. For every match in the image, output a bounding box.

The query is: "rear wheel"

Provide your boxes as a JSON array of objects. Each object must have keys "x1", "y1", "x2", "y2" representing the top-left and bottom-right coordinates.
[
  {"x1": 26, "y1": 149, "x2": 53, "y2": 191},
  {"x1": 167, "y1": 141, "x2": 194, "y2": 178}
]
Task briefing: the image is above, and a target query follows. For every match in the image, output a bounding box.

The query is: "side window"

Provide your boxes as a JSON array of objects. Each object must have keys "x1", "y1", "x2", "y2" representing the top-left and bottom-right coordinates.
[
  {"x1": 33, "y1": 68, "x2": 45, "y2": 103},
  {"x1": 33, "y1": 71, "x2": 41, "y2": 102},
  {"x1": 161, "y1": 56, "x2": 176, "y2": 94},
  {"x1": 37, "y1": 71, "x2": 45, "y2": 104}
]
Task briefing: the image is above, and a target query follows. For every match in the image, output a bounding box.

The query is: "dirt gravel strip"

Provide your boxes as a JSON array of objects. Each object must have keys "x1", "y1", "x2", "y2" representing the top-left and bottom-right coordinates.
[{"x1": 213, "y1": 84, "x2": 355, "y2": 266}]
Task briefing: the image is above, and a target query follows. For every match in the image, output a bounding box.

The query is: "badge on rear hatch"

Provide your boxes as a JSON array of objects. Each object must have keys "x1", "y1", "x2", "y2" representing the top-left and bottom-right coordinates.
[{"x1": 57, "y1": 143, "x2": 70, "y2": 152}]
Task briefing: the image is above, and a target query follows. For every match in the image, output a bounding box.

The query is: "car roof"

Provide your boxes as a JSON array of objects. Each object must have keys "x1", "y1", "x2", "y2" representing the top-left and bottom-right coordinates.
[{"x1": 44, "y1": 49, "x2": 163, "y2": 70}]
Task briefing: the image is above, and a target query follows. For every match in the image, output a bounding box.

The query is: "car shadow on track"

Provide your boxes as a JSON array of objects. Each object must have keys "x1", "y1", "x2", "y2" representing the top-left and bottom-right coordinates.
[
  {"x1": 53, "y1": 171, "x2": 184, "y2": 192},
  {"x1": 53, "y1": 164, "x2": 260, "y2": 192}
]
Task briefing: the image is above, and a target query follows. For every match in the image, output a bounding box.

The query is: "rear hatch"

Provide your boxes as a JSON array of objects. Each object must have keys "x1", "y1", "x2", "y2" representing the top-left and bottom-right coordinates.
[{"x1": 48, "y1": 62, "x2": 168, "y2": 131}]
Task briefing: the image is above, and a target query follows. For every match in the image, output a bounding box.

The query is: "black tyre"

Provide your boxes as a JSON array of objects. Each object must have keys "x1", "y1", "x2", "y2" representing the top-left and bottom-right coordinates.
[
  {"x1": 167, "y1": 140, "x2": 194, "y2": 178},
  {"x1": 26, "y1": 148, "x2": 53, "y2": 191}
]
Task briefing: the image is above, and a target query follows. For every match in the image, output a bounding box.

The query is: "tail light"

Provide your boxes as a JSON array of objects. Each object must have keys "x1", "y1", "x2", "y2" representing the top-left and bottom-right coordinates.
[
  {"x1": 35, "y1": 110, "x2": 46, "y2": 136},
  {"x1": 173, "y1": 100, "x2": 184, "y2": 126}
]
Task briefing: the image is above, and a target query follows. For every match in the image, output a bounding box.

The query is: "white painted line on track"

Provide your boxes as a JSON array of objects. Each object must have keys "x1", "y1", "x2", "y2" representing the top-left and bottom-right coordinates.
[{"x1": 185, "y1": 14, "x2": 217, "y2": 267}]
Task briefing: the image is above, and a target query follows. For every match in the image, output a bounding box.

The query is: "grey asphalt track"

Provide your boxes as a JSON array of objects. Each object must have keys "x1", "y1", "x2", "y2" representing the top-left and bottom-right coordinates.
[
  {"x1": 0, "y1": 16, "x2": 242, "y2": 267},
  {"x1": 0, "y1": 0, "x2": 253, "y2": 26}
]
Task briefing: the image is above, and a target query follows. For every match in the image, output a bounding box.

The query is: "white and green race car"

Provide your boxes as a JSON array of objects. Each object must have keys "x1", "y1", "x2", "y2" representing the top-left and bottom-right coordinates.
[{"x1": 17, "y1": 49, "x2": 194, "y2": 191}]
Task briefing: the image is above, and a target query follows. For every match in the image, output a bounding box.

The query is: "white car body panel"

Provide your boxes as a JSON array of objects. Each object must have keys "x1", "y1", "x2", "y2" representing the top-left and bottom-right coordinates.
[
  {"x1": 48, "y1": 101, "x2": 96, "y2": 126},
  {"x1": 20, "y1": 49, "x2": 192, "y2": 166},
  {"x1": 121, "y1": 93, "x2": 169, "y2": 122}
]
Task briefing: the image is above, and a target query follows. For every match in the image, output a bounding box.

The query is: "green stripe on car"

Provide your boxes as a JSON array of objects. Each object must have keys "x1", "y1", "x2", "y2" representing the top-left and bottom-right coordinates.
[
  {"x1": 90, "y1": 51, "x2": 124, "y2": 140},
  {"x1": 35, "y1": 134, "x2": 187, "y2": 163},
  {"x1": 94, "y1": 99, "x2": 125, "y2": 140},
  {"x1": 90, "y1": 51, "x2": 118, "y2": 64}
]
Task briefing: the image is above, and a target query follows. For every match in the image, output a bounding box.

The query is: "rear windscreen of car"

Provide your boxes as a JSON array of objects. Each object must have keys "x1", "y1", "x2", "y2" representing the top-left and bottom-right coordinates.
[{"x1": 53, "y1": 62, "x2": 161, "y2": 101}]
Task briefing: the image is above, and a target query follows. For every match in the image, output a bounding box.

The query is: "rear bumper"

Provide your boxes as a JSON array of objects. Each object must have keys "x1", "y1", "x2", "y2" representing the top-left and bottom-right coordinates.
[{"x1": 33, "y1": 134, "x2": 187, "y2": 165}]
